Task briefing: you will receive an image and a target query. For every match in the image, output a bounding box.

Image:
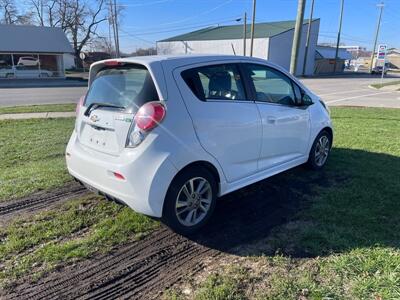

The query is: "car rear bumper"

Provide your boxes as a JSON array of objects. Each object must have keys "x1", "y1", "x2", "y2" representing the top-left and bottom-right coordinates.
[{"x1": 66, "y1": 131, "x2": 177, "y2": 217}]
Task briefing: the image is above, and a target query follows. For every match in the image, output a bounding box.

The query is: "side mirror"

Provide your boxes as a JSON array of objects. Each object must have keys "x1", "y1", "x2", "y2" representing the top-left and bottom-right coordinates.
[
  {"x1": 292, "y1": 82, "x2": 308, "y2": 106},
  {"x1": 301, "y1": 92, "x2": 313, "y2": 106}
]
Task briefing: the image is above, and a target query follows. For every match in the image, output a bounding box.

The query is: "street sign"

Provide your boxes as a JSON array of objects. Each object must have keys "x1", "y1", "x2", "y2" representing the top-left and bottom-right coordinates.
[
  {"x1": 377, "y1": 44, "x2": 387, "y2": 82},
  {"x1": 79, "y1": 52, "x2": 86, "y2": 60},
  {"x1": 377, "y1": 44, "x2": 387, "y2": 61}
]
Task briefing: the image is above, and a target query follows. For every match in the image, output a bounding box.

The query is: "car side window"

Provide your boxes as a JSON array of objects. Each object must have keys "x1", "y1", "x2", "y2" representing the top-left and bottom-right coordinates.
[
  {"x1": 245, "y1": 64, "x2": 296, "y2": 106},
  {"x1": 181, "y1": 64, "x2": 246, "y2": 101}
]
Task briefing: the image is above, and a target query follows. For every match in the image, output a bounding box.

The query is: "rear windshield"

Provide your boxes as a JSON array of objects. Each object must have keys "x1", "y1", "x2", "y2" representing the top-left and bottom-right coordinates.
[{"x1": 85, "y1": 64, "x2": 159, "y2": 111}]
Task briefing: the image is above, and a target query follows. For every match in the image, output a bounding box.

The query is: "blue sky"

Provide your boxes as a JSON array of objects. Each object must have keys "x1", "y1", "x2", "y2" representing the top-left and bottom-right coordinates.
[{"x1": 103, "y1": 0, "x2": 399, "y2": 53}]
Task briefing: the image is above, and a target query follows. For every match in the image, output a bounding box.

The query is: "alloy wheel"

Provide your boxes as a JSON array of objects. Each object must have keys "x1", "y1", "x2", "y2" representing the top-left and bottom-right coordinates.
[
  {"x1": 175, "y1": 177, "x2": 212, "y2": 227},
  {"x1": 315, "y1": 135, "x2": 330, "y2": 167}
]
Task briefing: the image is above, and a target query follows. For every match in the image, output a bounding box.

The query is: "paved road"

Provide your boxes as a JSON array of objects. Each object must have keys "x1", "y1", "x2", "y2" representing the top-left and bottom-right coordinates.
[
  {"x1": 0, "y1": 86, "x2": 86, "y2": 107},
  {"x1": 0, "y1": 74, "x2": 399, "y2": 108},
  {"x1": 301, "y1": 74, "x2": 400, "y2": 108}
]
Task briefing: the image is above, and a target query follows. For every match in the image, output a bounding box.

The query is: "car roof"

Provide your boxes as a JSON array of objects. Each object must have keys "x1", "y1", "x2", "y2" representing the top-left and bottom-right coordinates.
[{"x1": 104, "y1": 54, "x2": 270, "y2": 66}]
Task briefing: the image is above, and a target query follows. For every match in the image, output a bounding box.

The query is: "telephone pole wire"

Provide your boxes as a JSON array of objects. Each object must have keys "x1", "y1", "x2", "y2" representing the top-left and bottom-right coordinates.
[
  {"x1": 290, "y1": 0, "x2": 306, "y2": 75},
  {"x1": 333, "y1": 0, "x2": 345, "y2": 73},
  {"x1": 369, "y1": 2, "x2": 384, "y2": 73},
  {"x1": 249, "y1": 0, "x2": 256, "y2": 57},
  {"x1": 302, "y1": 0, "x2": 315, "y2": 76}
]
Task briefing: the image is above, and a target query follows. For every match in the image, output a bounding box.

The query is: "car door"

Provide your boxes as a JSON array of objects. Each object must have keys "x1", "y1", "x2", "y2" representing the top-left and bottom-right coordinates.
[
  {"x1": 175, "y1": 62, "x2": 262, "y2": 183},
  {"x1": 241, "y1": 63, "x2": 311, "y2": 171}
]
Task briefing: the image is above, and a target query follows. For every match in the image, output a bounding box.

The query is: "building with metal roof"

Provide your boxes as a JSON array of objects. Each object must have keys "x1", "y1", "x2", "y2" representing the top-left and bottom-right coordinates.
[
  {"x1": 157, "y1": 19, "x2": 320, "y2": 76},
  {"x1": 0, "y1": 24, "x2": 74, "y2": 79}
]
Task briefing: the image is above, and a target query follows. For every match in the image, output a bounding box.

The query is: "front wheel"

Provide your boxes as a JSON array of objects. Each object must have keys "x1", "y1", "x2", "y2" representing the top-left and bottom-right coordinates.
[
  {"x1": 307, "y1": 130, "x2": 332, "y2": 170},
  {"x1": 162, "y1": 167, "x2": 217, "y2": 235}
]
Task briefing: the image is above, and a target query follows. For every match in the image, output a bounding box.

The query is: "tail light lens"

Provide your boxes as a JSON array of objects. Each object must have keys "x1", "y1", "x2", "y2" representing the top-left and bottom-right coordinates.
[
  {"x1": 134, "y1": 102, "x2": 166, "y2": 131},
  {"x1": 126, "y1": 102, "x2": 166, "y2": 148},
  {"x1": 76, "y1": 95, "x2": 85, "y2": 115}
]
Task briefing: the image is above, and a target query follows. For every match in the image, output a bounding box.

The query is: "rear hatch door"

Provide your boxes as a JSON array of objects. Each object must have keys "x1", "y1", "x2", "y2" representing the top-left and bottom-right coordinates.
[{"x1": 76, "y1": 63, "x2": 160, "y2": 156}]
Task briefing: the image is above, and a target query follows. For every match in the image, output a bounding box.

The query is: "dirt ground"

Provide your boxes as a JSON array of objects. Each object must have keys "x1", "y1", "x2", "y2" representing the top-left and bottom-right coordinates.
[{"x1": 1, "y1": 166, "x2": 337, "y2": 299}]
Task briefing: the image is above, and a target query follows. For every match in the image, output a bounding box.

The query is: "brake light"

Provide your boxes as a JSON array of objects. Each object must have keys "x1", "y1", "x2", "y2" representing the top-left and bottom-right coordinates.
[
  {"x1": 134, "y1": 102, "x2": 166, "y2": 131},
  {"x1": 76, "y1": 95, "x2": 85, "y2": 115},
  {"x1": 113, "y1": 172, "x2": 125, "y2": 180},
  {"x1": 104, "y1": 60, "x2": 123, "y2": 67}
]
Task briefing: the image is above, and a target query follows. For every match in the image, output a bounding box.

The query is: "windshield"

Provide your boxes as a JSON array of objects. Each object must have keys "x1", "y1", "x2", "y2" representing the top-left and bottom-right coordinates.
[{"x1": 85, "y1": 64, "x2": 159, "y2": 112}]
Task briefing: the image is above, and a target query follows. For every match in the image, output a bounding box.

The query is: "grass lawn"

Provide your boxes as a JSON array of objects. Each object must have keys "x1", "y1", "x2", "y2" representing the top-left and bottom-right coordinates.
[
  {"x1": 166, "y1": 107, "x2": 400, "y2": 300},
  {"x1": 0, "y1": 118, "x2": 75, "y2": 200},
  {"x1": 1, "y1": 107, "x2": 399, "y2": 296},
  {"x1": 0, "y1": 103, "x2": 76, "y2": 115},
  {"x1": 370, "y1": 79, "x2": 400, "y2": 89}
]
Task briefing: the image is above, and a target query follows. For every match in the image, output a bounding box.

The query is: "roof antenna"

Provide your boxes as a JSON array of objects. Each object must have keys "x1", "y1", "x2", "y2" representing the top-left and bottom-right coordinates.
[{"x1": 231, "y1": 43, "x2": 237, "y2": 55}]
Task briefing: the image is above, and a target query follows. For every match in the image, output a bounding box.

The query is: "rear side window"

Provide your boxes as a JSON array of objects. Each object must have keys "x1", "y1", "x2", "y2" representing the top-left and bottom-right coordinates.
[
  {"x1": 181, "y1": 64, "x2": 246, "y2": 101},
  {"x1": 85, "y1": 64, "x2": 159, "y2": 110}
]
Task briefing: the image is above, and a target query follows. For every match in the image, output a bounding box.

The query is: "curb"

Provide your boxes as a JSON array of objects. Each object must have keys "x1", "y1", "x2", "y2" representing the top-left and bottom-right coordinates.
[{"x1": 0, "y1": 111, "x2": 75, "y2": 120}]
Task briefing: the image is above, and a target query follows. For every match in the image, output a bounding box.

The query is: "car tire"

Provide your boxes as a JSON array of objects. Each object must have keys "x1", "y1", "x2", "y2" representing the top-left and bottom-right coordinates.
[
  {"x1": 307, "y1": 130, "x2": 332, "y2": 170},
  {"x1": 162, "y1": 167, "x2": 217, "y2": 235}
]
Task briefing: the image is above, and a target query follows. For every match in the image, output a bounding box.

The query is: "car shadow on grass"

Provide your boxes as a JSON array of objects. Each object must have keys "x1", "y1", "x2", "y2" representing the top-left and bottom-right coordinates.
[{"x1": 188, "y1": 148, "x2": 400, "y2": 258}]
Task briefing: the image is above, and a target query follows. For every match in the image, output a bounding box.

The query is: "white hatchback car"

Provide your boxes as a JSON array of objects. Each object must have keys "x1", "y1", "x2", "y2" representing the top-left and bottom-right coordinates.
[{"x1": 66, "y1": 55, "x2": 333, "y2": 234}]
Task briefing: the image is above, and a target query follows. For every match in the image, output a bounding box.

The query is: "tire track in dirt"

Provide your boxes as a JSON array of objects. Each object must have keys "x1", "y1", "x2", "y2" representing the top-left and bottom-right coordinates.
[
  {"x1": 3, "y1": 167, "x2": 331, "y2": 299},
  {"x1": 0, "y1": 183, "x2": 86, "y2": 222}
]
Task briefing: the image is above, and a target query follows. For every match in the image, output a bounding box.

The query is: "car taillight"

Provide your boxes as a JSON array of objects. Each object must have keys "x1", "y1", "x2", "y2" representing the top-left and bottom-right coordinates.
[
  {"x1": 134, "y1": 102, "x2": 166, "y2": 131},
  {"x1": 126, "y1": 102, "x2": 166, "y2": 148},
  {"x1": 76, "y1": 95, "x2": 85, "y2": 115}
]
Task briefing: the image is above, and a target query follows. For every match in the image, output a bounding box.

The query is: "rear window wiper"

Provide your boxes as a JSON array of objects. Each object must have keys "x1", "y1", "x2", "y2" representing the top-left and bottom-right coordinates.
[{"x1": 84, "y1": 102, "x2": 125, "y2": 116}]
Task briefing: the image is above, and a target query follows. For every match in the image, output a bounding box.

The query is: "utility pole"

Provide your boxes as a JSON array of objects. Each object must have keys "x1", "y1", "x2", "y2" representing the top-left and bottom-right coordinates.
[
  {"x1": 249, "y1": 0, "x2": 256, "y2": 57},
  {"x1": 302, "y1": 0, "x2": 315, "y2": 76},
  {"x1": 109, "y1": 0, "x2": 117, "y2": 58},
  {"x1": 113, "y1": 0, "x2": 120, "y2": 57},
  {"x1": 369, "y1": 2, "x2": 384, "y2": 73},
  {"x1": 243, "y1": 12, "x2": 247, "y2": 56},
  {"x1": 290, "y1": 0, "x2": 306, "y2": 75},
  {"x1": 333, "y1": 0, "x2": 345, "y2": 73}
]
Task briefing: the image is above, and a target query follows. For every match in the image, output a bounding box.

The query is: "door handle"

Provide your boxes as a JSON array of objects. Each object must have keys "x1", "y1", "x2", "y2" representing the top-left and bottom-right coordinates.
[{"x1": 267, "y1": 116, "x2": 276, "y2": 124}]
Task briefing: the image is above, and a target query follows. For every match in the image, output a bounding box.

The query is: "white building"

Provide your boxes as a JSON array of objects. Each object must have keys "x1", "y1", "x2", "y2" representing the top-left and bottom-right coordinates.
[
  {"x1": 157, "y1": 19, "x2": 320, "y2": 76},
  {"x1": 0, "y1": 24, "x2": 74, "y2": 79}
]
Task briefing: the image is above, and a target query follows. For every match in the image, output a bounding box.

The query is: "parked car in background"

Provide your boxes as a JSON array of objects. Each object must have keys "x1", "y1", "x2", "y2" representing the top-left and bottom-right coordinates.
[
  {"x1": 0, "y1": 66, "x2": 52, "y2": 78},
  {"x1": 66, "y1": 55, "x2": 333, "y2": 234},
  {"x1": 17, "y1": 56, "x2": 40, "y2": 66},
  {"x1": 371, "y1": 64, "x2": 389, "y2": 75}
]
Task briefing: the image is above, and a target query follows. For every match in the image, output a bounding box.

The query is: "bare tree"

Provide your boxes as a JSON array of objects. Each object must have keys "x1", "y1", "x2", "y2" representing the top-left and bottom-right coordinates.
[
  {"x1": 130, "y1": 47, "x2": 157, "y2": 57},
  {"x1": 67, "y1": 0, "x2": 107, "y2": 65},
  {"x1": 0, "y1": 0, "x2": 33, "y2": 24},
  {"x1": 29, "y1": 0, "x2": 108, "y2": 66},
  {"x1": 87, "y1": 35, "x2": 114, "y2": 54}
]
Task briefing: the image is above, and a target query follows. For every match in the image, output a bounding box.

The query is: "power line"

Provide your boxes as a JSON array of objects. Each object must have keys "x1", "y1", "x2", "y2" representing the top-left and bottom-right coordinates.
[
  {"x1": 143, "y1": 0, "x2": 234, "y2": 27},
  {"x1": 123, "y1": 17, "x2": 243, "y2": 35}
]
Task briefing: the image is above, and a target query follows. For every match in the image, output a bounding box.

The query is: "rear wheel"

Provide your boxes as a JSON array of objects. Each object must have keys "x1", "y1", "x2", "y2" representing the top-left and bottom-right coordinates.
[
  {"x1": 307, "y1": 130, "x2": 331, "y2": 170},
  {"x1": 162, "y1": 167, "x2": 217, "y2": 235}
]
